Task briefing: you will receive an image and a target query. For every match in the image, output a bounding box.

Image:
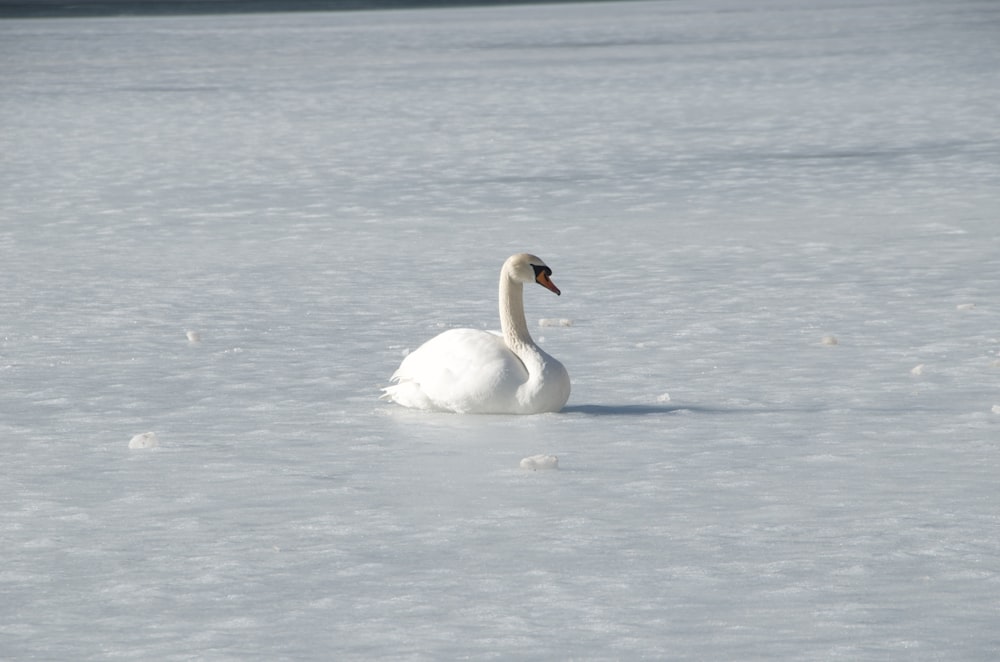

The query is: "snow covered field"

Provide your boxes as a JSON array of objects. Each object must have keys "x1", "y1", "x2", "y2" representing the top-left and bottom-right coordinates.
[{"x1": 2, "y1": 0, "x2": 999, "y2": 658}]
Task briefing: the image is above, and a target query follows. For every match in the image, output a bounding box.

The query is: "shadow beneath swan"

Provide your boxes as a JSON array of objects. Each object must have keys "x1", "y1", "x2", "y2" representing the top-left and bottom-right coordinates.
[
  {"x1": 561, "y1": 403, "x2": 717, "y2": 416},
  {"x1": 563, "y1": 403, "x2": 844, "y2": 416}
]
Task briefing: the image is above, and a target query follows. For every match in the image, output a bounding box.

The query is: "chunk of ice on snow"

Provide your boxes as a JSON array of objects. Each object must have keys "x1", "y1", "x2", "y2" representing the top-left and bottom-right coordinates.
[
  {"x1": 520, "y1": 454, "x2": 559, "y2": 470},
  {"x1": 186, "y1": 330, "x2": 201, "y2": 343},
  {"x1": 820, "y1": 335, "x2": 839, "y2": 346},
  {"x1": 956, "y1": 303, "x2": 976, "y2": 311},
  {"x1": 911, "y1": 364, "x2": 925, "y2": 376},
  {"x1": 538, "y1": 318, "x2": 573, "y2": 327},
  {"x1": 992, "y1": 405, "x2": 1000, "y2": 415},
  {"x1": 128, "y1": 432, "x2": 159, "y2": 449}
]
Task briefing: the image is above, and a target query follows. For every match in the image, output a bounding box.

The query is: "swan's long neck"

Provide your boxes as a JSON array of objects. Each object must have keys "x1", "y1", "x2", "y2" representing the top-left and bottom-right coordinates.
[{"x1": 499, "y1": 272, "x2": 538, "y2": 361}]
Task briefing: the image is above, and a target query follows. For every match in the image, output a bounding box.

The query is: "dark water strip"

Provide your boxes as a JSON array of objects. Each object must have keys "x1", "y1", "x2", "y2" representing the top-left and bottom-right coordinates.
[{"x1": 1, "y1": 0, "x2": 609, "y2": 19}]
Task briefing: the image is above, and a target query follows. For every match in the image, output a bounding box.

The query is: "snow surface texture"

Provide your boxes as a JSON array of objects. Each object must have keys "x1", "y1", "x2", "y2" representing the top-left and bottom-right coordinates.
[
  {"x1": 520, "y1": 454, "x2": 559, "y2": 471},
  {"x1": 2, "y1": 0, "x2": 1000, "y2": 659},
  {"x1": 127, "y1": 431, "x2": 160, "y2": 450}
]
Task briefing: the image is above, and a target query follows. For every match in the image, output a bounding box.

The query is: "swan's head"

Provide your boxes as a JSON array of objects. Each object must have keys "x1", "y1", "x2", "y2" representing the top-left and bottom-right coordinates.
[{"x1": 505, "y1": 253, "x2": 561, "y2": 296}]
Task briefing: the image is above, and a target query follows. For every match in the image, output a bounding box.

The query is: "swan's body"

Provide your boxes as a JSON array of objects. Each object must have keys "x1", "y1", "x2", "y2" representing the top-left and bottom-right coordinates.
[{"x1": 382, "y1": 253, "x2": 570, "y2": 414}]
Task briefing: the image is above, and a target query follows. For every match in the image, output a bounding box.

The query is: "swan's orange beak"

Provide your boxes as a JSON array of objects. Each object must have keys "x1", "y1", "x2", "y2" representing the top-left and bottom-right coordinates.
[{"x1": 536, "y1": 271, "x2": 561, "y2": 296}]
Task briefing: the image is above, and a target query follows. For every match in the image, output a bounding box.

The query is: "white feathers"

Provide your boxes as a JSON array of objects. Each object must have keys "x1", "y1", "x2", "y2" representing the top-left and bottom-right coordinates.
[{"x1": 382, "y1": 254, "x2": 571, "y2": 414}]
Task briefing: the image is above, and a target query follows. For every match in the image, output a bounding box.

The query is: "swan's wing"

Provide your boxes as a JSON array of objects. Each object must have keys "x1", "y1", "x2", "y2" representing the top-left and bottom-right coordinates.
[{"x1": 384, "y1": 328, "x2": 527, "y2": 413}]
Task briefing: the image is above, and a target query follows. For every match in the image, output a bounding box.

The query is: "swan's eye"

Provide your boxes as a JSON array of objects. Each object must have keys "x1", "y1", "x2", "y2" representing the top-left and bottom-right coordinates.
[{"x1": 531, "y1": 264, "x2": 552, "y2": 278}]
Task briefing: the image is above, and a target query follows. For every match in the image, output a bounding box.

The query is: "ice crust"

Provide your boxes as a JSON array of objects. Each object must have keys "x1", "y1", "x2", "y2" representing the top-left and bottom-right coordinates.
[{"x1": 2, "y1": 1, "x2": 999, "y2": 659}]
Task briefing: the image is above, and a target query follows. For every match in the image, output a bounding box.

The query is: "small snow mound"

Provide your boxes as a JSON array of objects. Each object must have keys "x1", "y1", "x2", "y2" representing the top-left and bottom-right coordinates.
[
  {"x1": 520, "y1": 454, "x2": 558, "y2": 470},
  {"x1": 820, "y1": 335, "x2": 839, "y2": 346},
  {"x1": 911, "y1": 364, "x2": 925, "y2": 376},
  {"x1": 186, "y1": 330, "x2": 201, "y2": 343},
  {"x1": 657, "y1": 392, "x2": 671, "y2": 403},
  {"x1": 128, "y1": 431, "x2": 159, "y2": 450},
  {"x1": 538, "y1": 318, "x2": 573, "y2": 328},
  {"x1": 956, "y1": 303, "x2": 976, "y2": 311},
  {"x1": 992, "y1": 405, "x2": 1000, "y2": 415}
]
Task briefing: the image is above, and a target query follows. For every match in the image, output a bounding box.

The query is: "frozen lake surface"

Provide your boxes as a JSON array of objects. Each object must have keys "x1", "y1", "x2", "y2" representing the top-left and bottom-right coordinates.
[{"x1": 2, "y1": 0, "x2": 1000, "y2": 658}]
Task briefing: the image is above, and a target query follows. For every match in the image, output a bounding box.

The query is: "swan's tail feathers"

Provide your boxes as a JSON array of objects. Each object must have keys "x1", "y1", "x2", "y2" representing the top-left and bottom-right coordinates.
[
  {"x1": 381, "y1": 379, "x2": 438, "y2": 410},
  {"x1": 380, "y1": 377, "x2": 402, "y2": 402}
]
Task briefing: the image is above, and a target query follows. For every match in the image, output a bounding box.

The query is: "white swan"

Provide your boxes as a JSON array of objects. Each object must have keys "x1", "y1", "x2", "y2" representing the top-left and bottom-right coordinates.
[{"x1": 382, "y1": 253, "x2": 571, "y2": 414}]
